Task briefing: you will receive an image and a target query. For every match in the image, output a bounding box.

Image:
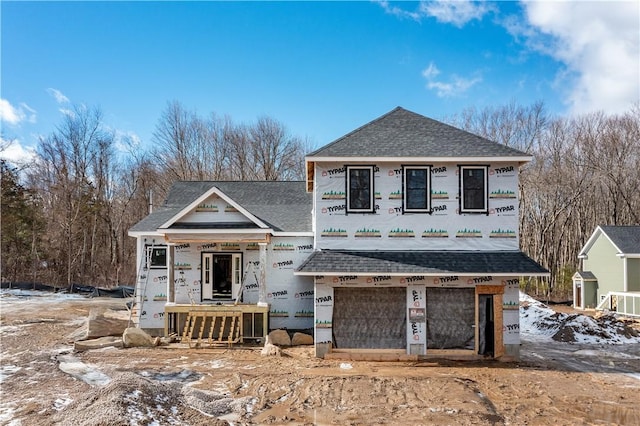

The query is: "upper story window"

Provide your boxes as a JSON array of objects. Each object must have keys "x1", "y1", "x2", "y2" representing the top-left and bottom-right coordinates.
[
  {"x1": 403, "y1": 166, "x2": 431, "y2": 213},
  {"x1": 346, "y1": 165, "x2": 375, "y2": 213},
  {"x1": 146, "y1": 246, "x2": 167, "y2": 269},
  {"x1": 459, "y1": 165, "x2": 488, "y2": 214}
]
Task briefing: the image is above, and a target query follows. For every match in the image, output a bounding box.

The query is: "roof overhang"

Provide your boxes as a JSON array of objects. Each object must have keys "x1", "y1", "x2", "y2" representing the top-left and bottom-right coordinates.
[
  {"x1": 128, "y1": 231, "x2": 165, "y2": 238},
  {"x1": 161, "y1": 229, "x2": 271, "y2": 244},
  {"x1": 306, "y1": 156, "x2": 533, "y2": 164},
  {"x1": 295, "y1": 250, "x2": 550, "y2": 277}
]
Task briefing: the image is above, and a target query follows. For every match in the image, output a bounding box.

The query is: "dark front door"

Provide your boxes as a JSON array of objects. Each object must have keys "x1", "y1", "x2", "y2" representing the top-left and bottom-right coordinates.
[
  {"x1": 202, "y1": 253, "x2": 235, "y2": 300},
  {"x1": 478, "y1": 295, "x2": 494, "y2": 356}
]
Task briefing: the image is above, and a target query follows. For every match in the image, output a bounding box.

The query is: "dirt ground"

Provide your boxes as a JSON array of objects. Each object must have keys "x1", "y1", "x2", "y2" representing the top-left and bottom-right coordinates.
[{"x1": 1, "y1": 292, "x2": 639, "y2": 425}]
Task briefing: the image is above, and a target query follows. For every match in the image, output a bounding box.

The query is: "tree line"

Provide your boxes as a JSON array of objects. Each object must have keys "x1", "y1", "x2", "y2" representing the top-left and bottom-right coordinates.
[
  {"x1": 1, "y1": 101, "x2": 309, "y2": 288},
  {"x1": 448, "y1": 102, "x2": 640, "y2": 299},
  {"x1": 1, "y1": 100, "x2": 638, "y2": 300}
]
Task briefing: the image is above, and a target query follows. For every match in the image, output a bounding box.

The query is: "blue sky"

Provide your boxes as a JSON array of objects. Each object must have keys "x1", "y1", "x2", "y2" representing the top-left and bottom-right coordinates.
[{"x1": 1, "y1": 1, "x2": 639, "y2": 164}]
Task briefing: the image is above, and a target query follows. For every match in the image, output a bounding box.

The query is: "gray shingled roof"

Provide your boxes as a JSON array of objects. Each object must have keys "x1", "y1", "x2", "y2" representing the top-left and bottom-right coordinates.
[
  {"x1": 600, "y1": 226, "x2": 640, "y2": 254},
  {"x1": 308, "y1": 107, "x2": 531, "y2": 159},
  {"x1": 130, "y1": 181, "x2": 312, "y2": 233},
  {"x1": 296, "y1": 250, "x2": 549, "y2": 275},
  {"x1": 575, "y1": 270, "x2": 597, "y2": 280}
]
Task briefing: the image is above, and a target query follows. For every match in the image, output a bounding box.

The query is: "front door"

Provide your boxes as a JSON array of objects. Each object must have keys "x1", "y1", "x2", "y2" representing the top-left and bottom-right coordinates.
[{"x1": 202, "y1": 253, "x2": 242, "y2": 300}]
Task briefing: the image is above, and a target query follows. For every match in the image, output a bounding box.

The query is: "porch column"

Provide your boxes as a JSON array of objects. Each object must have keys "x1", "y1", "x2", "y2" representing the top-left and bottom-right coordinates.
[
  {"x1": 258, "y1": 242, "x2": 268, "y2": 306},
  {"x1": 168, "y1": 244, "x2": 175, "y2": 303}
]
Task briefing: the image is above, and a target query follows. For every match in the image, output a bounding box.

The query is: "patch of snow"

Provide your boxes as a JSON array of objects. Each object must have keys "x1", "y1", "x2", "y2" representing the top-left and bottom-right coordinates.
[
  {"x1": 0, "y1": 402, "x2": 18, "y2": 424},
  {"x1": 0, "y1": 365, "x2": 22, "y2": 384},
  {"x1": 53, "y1": 397, "x2": 73, "y2": 411},
  {"x1": 139, "y1": 369, "x2": 202, "y2": 383},
  {"x1": 339, "y1": 363, "x2": 353, "y2": 370},
  {"x1": 519, "y1": 292, "x2": 640, "y2": 344},
  {"x1": 0, "y1": 289, "x2": 86, "y2": 302},
  {"x1": 0, "y1": 325, "x2": 30, "y2": 336},
  {"x1": 210, "y1": 359, "x2": 226, "y2": 369},
  {"x1": 57, "y1": 354, "x2": 111, "y2": 386}
]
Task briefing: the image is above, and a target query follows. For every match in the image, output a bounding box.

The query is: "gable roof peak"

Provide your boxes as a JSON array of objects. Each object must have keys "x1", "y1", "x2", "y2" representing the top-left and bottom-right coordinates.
[
  {"x1": 307, "y1": 106, "x2": 531, "y2": 160},
  {"x1": 598, "y1": 225, "x2": 640, "y2": 254}
]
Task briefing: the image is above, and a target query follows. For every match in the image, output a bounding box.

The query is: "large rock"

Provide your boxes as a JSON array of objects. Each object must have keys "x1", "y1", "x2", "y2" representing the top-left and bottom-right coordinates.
[
  {"x1": 87, "y1": 308, "x2": 130, "y2": 339},
  {"x1": 122, "y1": 327, "x2": 156, "y2": 348},
  {"x1": 267, "y1": 329, "x2": 291, "y2": 346},
  {"x1": 74, "y1": 336, "x2": 123, "y2": 352},
  {"x1": 291, "y1": 332, "x2": 314, "y2": 346}
]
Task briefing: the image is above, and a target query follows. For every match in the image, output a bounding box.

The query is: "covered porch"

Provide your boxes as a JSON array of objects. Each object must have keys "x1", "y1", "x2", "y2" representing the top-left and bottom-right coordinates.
[{"x1": 160, "y1": 229, "x2": 272, "y2": 345}]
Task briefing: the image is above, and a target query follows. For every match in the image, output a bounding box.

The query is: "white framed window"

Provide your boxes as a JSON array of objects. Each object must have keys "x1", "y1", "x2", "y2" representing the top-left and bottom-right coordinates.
[
  {"x1": 346, "y1": 165, "x2": 375, "y2": 213},
  {"x1": 403, "y1": 166, "x2": 431, "y2": 213},
  {"x1": 146, "y1": 246, "x2": 167, "y2": 269},
  {"x1": 459, "y1": 165, "x2": 488, "y2": 214}
]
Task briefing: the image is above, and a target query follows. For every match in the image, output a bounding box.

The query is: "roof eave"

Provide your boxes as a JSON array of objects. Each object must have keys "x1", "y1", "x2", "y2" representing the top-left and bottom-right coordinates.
[
  {"x1": 306, "y1": 155, "x2": 533, "y2": 163},
  {"x1": 294, "y1": 271, "x2": 550, "y2": 277}
]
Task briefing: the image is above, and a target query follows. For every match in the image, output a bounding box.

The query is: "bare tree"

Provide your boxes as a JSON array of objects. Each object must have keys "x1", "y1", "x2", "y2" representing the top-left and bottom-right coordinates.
[
  {"x1": 249, "y1": 116, "x2": 306, "y2": 180},
  {"x1": 152, "y1": 101, "x2": 307, "y2": 182},
  {"x1": 28, "y1": 105, "x2": 115, "y2": 287}
]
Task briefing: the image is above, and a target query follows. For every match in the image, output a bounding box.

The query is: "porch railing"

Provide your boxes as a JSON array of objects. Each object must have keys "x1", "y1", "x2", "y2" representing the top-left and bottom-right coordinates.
[{"x1": 595, "y1": 292, "x2": 640, "y2": 317}]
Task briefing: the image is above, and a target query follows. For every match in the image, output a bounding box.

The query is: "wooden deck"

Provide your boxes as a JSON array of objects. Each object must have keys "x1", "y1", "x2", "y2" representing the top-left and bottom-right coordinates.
[{"x1": 164, "y1": 303, "x2": 269, "y2": 346}]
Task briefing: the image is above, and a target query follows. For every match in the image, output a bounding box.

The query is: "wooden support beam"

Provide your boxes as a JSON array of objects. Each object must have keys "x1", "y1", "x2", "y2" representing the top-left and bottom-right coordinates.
[{"x1": 493, "y1": 294, "x2": 504, "y2": 358}]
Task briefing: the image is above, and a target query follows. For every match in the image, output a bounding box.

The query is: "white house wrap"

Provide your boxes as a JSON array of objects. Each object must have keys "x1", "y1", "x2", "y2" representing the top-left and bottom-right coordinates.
[{"x1": 130, "y1": 107, "x2": 548, "y2": 360}]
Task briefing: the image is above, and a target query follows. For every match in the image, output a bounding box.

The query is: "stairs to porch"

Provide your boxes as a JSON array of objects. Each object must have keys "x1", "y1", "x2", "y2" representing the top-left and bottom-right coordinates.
[{"x1": 181, "y1": 312, "x2": 241, "y2": 348}]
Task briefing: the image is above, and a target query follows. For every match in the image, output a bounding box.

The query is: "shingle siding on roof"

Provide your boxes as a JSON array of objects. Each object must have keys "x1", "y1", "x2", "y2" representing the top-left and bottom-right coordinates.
[
  {"x1": 307, "y1": 107, "x2": 530, "y2": 159},
  {"x1": 129, "y1": 181, "x2": 312, "y2": 233},
  {"x1": 296, "y1": 250, "x2": 548, "y2": 275},
  {"x1": 575, "y1": 270, "x2": 597, "y2": 280},
  {"x1": 600, "y1": 226, "x2": 640, "y2": 254}
]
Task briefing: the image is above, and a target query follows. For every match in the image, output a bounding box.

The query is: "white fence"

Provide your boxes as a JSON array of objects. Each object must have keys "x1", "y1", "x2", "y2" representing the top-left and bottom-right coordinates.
[{"x1": 595, "y1": 292, "x2": 640, "y2": 317}]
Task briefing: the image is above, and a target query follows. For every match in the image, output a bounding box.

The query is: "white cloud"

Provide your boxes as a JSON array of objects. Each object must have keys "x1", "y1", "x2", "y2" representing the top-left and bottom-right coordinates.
[
  {"x1": 516, "y1": 1, "x2": 639, "y2": 114},
  {"x1": 0, "y1": 99, "x2": 37, "y2": 125},
  {"x1": 47, "y1": 88, "x2": 70, "y2": 104},
  {"x1": 0, "y1": 137, "x2": 36, "y2": 165},
  {"x1": 422, "y1": 62, "x2": 441, "y2": 79},
  {"x1": 421, "y1": 0, "x2": 495, "y2": 28},
  {"x1": 113, "y1": 129, "x2": 142, "y2": 153},
  {"x1": 377, "y1": 0, "x2": 494, "y2": 26},
  {"x1": 421, "y1": 62, "x2": 482, "y2": 97}
]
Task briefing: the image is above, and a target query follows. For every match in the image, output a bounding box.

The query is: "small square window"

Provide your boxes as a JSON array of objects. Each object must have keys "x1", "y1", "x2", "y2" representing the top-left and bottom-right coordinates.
[
  {"x1": 403, "y1": 166, "x2": 431, "y2": 213},
  {"x1": 146, "y1": 246, "x2": 167, "y2": 269},
  {"x1": 346, "y1": 165, "x2": 375, "y2": 213},
  {"x1": 460, "y1": 166, "x2": 488, "y2": 213}
]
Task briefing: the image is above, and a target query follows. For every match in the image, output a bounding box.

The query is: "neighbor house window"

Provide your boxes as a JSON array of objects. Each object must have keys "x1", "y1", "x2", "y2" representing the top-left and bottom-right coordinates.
[
  {"x1": 459, "y1": 165, "x2": 488, "y2": 213},
  {"x1": 346, "y1": 165, "x2": 375, "y2": 213},
  {"x1": 403, "y1": 166, "x2": 431, "y2": 213},
  {"x1": 146, "y1": 246, "x2": 167, "y2": 269}
]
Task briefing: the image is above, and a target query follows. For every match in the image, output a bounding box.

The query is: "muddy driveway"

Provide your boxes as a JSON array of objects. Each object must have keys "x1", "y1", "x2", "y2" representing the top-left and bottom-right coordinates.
[{"x1": 1, "y1": 290, "x2": 639, "y2": 425}]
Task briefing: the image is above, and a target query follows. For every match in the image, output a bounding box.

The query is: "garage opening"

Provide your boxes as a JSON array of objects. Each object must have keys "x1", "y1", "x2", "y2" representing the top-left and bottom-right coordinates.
[
  {"x1": 332, "y1": 287, "x2": 406, "y2": 349},
  {"x1": 426, "y1": 288, "x2": 475, "y2": 350}
]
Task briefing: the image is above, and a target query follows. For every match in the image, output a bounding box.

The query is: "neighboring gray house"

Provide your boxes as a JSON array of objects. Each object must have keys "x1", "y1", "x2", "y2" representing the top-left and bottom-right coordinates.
[
  {"x1": 129, "y1": 106, "x2": 549, "y2": 359},
  {"x1": 574, "y1": 225, "x2": 640, "y2": 316}
]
